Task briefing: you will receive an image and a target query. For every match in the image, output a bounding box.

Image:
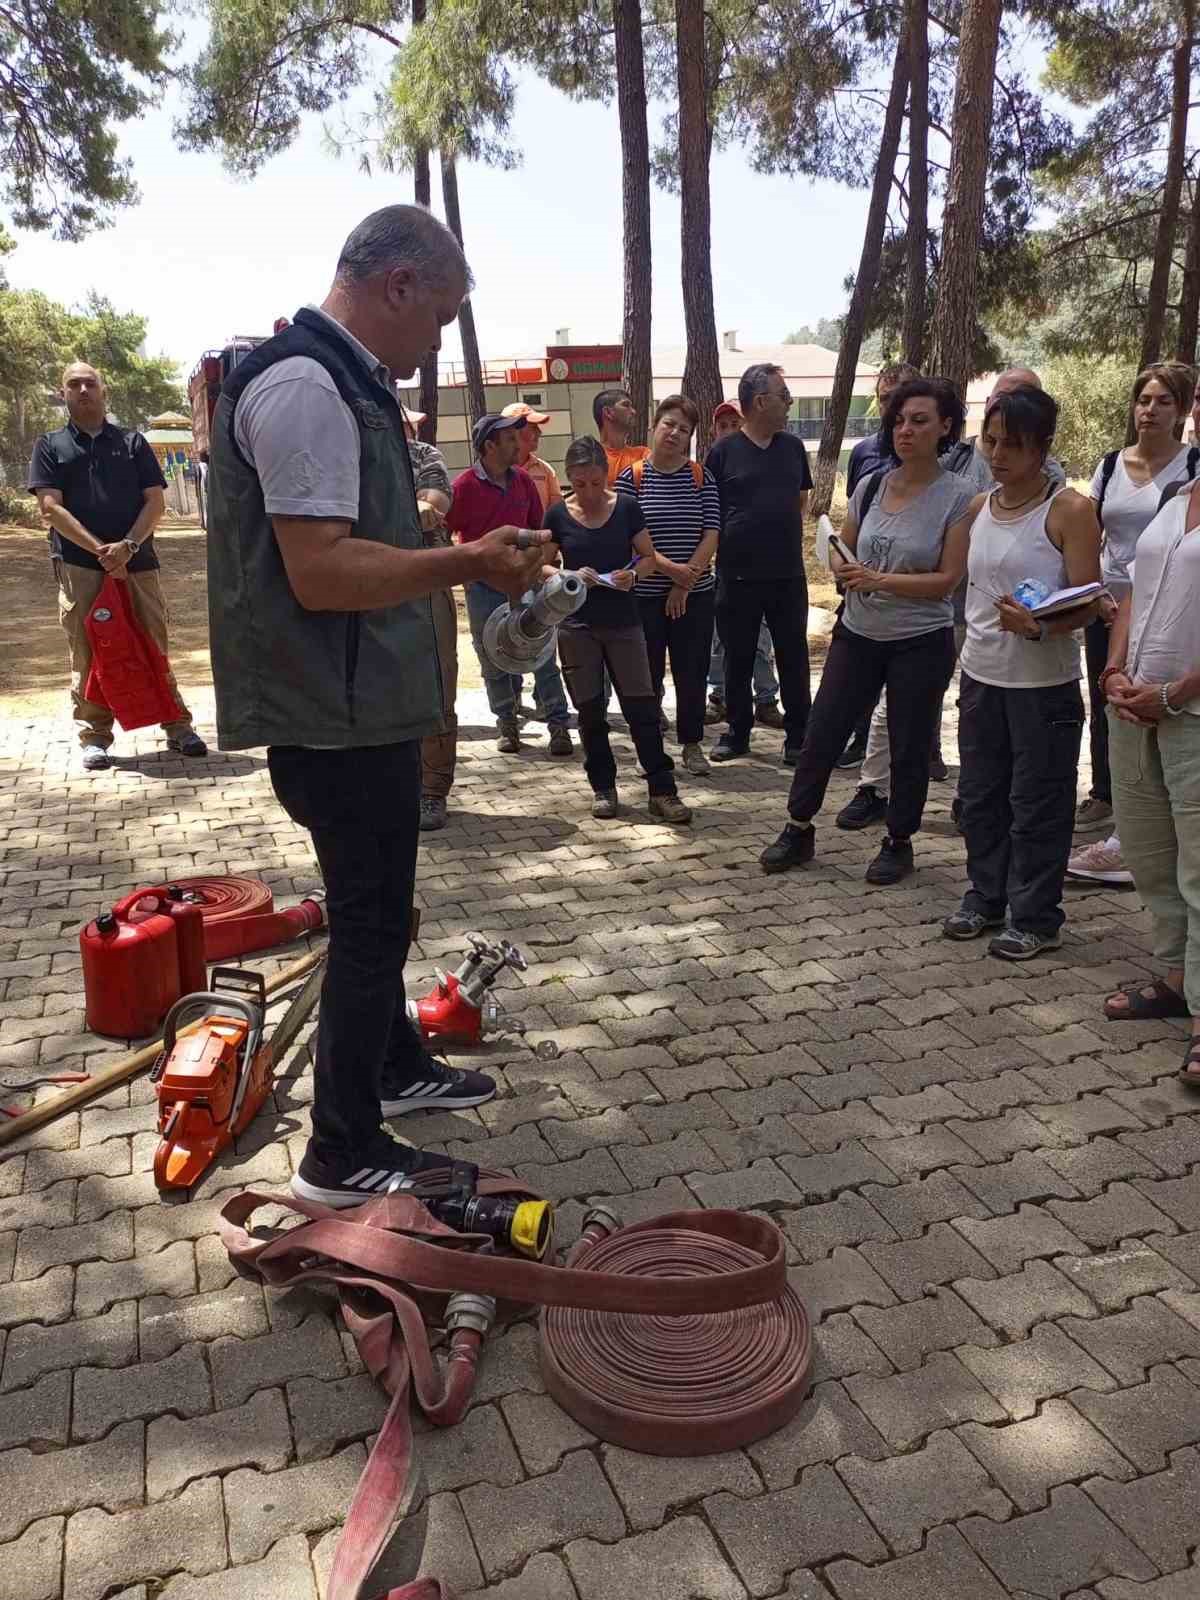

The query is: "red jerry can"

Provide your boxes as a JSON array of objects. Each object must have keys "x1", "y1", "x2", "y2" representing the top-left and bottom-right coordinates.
[
  {"x1": 81, "y1": 903, "x2": 180, "y2": 1038},
  {"x1": 158, "y1": 886, "x2": 207, "y2": 996}
]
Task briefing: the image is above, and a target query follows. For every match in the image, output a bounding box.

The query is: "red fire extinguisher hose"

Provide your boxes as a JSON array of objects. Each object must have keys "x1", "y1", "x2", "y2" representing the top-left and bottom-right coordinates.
[{"x1": 131, "y1": 875, "x2": 325, "y2": 962}]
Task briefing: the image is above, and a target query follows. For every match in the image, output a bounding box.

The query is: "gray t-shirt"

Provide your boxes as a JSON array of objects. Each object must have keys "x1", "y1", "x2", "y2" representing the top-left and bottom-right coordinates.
[
  {"x1": 232, "y1": 307, "x2": 392, "y2": 522},
  {"x1": 843, "y1": 469, "x2": 974, "y2": 641}
]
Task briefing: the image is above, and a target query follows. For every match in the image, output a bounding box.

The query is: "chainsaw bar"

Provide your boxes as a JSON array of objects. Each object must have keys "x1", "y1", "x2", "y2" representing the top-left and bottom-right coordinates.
[{"x1": 265, "y1": 954, "x2": 327, "y2": 1066}]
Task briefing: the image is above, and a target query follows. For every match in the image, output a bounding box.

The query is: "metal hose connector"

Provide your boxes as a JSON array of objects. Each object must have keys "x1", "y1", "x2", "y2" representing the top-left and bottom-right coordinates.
[
  {"x1": 445, "y1": 1292, "x2": 497, "y2": 1337},
  {"x1": 481, "y1": 571, "x2": 588, "y2": 674}
]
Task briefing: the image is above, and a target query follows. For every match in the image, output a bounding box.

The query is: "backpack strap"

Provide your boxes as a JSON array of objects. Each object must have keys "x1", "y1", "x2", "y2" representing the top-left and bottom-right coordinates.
[
  {"x1": 1096, "y1": 450, "x2": 1119, "y2": 523},
  {"x1": 1155, "y1": 446, "x2": 1200, "y2": 513},
  {"x1": 631, "y1": 458, "x2": 703, "y2": 489},
  {"x1": 858, "y1": 469, "x2": 887, "y2": 524}
]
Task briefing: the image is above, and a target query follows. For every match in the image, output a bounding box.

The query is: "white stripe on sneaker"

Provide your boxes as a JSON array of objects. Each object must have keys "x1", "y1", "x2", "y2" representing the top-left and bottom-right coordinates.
[{"x1": 345, "y1": 1168, "x2": 376, "y2": 1187}]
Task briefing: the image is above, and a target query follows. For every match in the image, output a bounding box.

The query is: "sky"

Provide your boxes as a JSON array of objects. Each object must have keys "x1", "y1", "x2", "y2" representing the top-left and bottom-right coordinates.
[{"x1": 5, "y1": 40, "x2": 890, "y2": 384}]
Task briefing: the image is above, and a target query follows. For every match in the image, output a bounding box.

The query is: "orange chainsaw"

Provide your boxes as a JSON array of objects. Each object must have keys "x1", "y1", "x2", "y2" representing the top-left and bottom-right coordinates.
[{"x1": 151, "y1": 960, "x2": 325, "y2": 1191}]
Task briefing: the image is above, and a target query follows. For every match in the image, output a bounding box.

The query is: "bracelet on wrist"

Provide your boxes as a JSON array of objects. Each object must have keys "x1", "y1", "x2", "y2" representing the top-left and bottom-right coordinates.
[{"x1": 1162, "y1": 683, "x2": 1186, "y2": 718}]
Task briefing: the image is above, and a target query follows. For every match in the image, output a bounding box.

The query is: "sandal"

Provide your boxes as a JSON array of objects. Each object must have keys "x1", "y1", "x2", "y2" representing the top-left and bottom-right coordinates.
[
  {"x1": 1180, "y1": 1037, "x2": 1200, "y2": 1086},
  {"x1": 1104, "y1": 979, "x2": 1190, "y2": 1022}
]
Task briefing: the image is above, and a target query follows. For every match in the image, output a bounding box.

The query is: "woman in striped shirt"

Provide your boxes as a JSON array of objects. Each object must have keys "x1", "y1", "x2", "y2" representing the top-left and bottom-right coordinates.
[{"x1": 617, "y1": 394, "x2": 721, "y2": 776}]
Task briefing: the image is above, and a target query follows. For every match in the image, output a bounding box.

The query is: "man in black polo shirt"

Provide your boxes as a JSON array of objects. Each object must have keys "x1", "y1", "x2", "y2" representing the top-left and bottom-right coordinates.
[
  {"x1": 705, "y1": 362, "x2": 812, "y2": 764},
  {"x1": 28, "y1": 363, "x2": 205, "y2": 771}
]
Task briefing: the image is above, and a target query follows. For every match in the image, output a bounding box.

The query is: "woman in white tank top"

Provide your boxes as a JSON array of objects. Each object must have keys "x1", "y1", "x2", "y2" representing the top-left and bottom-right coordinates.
[{"x1": 944, "y1": 386, "x2": 1102, "y2": 960}]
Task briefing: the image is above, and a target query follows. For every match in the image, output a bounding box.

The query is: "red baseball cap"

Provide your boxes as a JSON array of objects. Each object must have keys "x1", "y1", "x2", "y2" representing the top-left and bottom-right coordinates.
[{"x1": 713, "y1": 400, "x2": 742, "y2": 423}]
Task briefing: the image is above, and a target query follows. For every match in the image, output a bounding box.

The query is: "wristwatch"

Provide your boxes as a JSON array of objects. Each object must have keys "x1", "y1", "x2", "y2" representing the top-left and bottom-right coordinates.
[{"x1": 123, "y1": 538, "x2": 139, "y2": 557}]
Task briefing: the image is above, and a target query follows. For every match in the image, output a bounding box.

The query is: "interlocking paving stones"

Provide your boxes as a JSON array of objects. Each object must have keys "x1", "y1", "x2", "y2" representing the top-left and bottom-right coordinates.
[{"x1": 5, "y1": 670, "x2": 1200, "y2": 1597}]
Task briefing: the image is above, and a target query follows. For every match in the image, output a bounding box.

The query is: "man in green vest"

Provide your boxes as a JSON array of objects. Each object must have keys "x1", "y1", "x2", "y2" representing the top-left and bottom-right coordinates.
[{"x1": 207, "y1": 205, "x2": 550, "y2": 1207}]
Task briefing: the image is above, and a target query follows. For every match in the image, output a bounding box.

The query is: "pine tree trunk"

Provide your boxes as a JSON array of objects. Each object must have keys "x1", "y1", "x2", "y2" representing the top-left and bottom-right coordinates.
[
  {"x1": 440, "y1": 152, "x2": 486, "y2": 426},
  {"x1": 928, "y1": 0, "x2": 1002, "y2": 397},
  {"x1": 675, "y1": 0, "x2": 723, "y2": 455},
  {"x1": 1140, "y1": 0, "x2": 1195, "y2": 369},
  {"x1": 614, "y1": 0, "x2": 652, "y2": 441},
  {"x1": 812, "y1": 36, "x2": 911, "y2": 516},
  {"x1": 902, "y1": 0, "x2": 929, "y2": 369},
  {"x1": 1176, "y1": 173, "x2": 1200, "y2": 367},
  {"x1": 411, "y1": 0, "x2": 440, "y2": 444}
]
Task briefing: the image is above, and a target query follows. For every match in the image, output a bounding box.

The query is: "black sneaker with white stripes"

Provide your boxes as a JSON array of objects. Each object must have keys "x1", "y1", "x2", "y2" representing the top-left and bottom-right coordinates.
[
  {"x1": 380, "y1": 1058, "x2": 496, "y2": 1118},
  {"x1": 291, "y1": 1133, "x2": 464, "y2": 1208}
]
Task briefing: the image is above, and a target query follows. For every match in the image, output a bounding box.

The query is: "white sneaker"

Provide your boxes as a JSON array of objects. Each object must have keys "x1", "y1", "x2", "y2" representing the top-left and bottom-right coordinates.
[{"x1": 1066, "y1": 834, "x2": 1133, "y2": 886}]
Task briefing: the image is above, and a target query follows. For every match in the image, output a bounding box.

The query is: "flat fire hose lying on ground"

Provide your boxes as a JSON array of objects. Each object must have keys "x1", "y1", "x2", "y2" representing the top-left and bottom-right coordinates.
[
  {"x1": 153, "y1": 873, "x2": 326, "y2": 962},
  {"x1": 221, "y1": 1185, "x2": 813, "y2": 1600}
]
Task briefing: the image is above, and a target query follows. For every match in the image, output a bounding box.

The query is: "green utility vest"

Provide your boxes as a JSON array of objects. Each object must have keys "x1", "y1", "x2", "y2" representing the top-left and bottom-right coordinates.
[{"x1": 206, "y1": 309, "x2": 443, "y2": 751}]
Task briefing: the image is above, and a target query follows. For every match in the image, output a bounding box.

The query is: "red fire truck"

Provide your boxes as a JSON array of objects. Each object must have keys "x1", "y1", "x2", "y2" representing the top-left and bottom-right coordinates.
[{"x1": 188, "y1": 321, "x2": 288, "y2": 525}]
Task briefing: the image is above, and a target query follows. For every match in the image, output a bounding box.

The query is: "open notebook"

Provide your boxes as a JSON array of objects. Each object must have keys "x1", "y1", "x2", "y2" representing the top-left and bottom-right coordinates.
[{"x1": 1027, "y1": 582, "x2": 1104, "y2": 618}]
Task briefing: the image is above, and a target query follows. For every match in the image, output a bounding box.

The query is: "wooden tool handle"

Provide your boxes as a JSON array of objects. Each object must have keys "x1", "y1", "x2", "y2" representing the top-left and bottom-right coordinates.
[{"x1": 0, "y1": 948, "x2": 325, "y2": 1150}]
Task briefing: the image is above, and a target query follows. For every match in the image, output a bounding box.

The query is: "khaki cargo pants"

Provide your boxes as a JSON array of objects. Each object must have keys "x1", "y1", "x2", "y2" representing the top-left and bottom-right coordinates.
[
  {"x1": 420, "y1": 586, "x2": 458, "y2": 798},
  {"x1": 54, "y1": 561, "x2": 194, "y2": 749}
]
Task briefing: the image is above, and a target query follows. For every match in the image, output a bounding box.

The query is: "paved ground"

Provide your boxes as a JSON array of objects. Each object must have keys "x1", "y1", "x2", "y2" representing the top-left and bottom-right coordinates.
[{"x1": 2, "y1": 669, "x2": 1200, "y2": 1600}]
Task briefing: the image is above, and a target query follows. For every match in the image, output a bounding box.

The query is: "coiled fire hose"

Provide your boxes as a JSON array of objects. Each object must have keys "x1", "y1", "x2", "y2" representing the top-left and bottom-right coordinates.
[
  {"x1": 220, "y1": 1180, "x2": 812, "y2": 1600},
  {"x1": 137, "y1": 873, "x2": 324, "y2": 961}
]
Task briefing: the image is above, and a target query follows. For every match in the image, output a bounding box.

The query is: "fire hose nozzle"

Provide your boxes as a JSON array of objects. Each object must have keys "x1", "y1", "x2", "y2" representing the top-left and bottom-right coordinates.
[
  {"x1": 446, "y1": 1292, "x2": 498, "y2": 1336},
  {"x1": 480, "y1": 570, "x2": 588, "y2": 675}
]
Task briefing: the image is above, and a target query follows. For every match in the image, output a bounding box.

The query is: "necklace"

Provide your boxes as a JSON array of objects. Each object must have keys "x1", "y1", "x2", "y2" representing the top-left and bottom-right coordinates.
[{"x1": 994, "y1": 477, "x2": 1047, "y2": 514}]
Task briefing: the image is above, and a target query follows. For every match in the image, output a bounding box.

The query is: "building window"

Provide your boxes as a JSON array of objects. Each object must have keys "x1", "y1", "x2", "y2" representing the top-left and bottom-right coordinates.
[{"x1": 785, "y1": 398, "x2": 874, "y2": 443}]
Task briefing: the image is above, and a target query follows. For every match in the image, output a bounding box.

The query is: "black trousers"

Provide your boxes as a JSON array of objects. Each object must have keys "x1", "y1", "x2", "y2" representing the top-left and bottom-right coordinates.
[
  {"x1": 716, "y1": 575, "x2": 810, "y2": 747},
  {"x1": 268, "y1": 741, "x2": 426, "y2": 1161},
  {"x1": 787, "y1": 622, "x2": 956, "y2": 839},
  {"x1": 557, "y1": 623, "x2": 677, "y2": 796},
  {"x1": 1084, "y1": 615, "x2": 1112, "y2": 803},
  {"x1": 638, "y1": 587, "x2": 715, "y2": 747},
  {"x1": 957, "y1": 673, "x2": 1084, "y2": 936}
]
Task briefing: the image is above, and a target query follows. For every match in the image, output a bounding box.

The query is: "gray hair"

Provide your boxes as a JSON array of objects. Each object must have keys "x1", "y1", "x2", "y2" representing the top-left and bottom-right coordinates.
[
  {"x1": 335, "y1": 205, "x2": 474, "y2": 292},
  {"x1": 738, "y1": 362, "x2": 784, "y2": 415}
]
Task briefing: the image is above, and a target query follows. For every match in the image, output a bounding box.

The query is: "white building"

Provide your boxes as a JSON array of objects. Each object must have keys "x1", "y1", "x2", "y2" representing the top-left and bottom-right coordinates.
[{"x1": 397, "y1": 334, "x2": 881, "y2": 475}]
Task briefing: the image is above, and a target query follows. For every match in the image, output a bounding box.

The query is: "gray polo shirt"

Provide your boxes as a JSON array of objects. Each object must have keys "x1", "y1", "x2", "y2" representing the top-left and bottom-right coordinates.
[{"x1": 233, "y1": 306, "x2": 390, "y2": 520}]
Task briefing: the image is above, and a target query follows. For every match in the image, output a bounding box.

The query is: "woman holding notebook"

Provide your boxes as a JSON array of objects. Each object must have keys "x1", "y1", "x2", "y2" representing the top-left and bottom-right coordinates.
[
  {"x1": 944, "y1": 385, "x2": 1102, "y2": 959},
  {"x1": 543, "y1": 436, "x2": 691, "y2": 824}
]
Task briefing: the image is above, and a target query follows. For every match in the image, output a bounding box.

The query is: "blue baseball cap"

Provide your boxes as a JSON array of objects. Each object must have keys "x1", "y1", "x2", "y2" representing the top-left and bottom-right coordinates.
[{"x1": 472, "y1": 413, "x2": 525, "y2": 454}]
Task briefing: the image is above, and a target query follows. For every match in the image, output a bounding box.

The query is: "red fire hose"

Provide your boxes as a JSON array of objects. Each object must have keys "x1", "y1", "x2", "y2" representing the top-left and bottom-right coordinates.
[
  {"x1": 542, "y1": 1213, "x2": 812, "y2": 1454},
  {"x1": 221, "y1": 1185, "x2": 813, "y2": 1600},
  {"x1": 153, "y1": 874, "x2": 324, "y2": 961}
]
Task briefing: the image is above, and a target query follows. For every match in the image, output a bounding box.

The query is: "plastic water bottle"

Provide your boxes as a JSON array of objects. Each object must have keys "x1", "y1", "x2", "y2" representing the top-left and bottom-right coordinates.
[{"x1": 1012, "y1": 578, "x2": 1050, "y2": 610}]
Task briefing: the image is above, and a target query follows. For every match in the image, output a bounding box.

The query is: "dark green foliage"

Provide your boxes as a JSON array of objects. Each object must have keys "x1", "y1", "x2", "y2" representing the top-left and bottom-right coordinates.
[
  {"x1": 0, "y1": 287, "x2": 182, "y2": 491},
  {"x1": 1, "y1": 0, "x2": 172, "y2": 238}
]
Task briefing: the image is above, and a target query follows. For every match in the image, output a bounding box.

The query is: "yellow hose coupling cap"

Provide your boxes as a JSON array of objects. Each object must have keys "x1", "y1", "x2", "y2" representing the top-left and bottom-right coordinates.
[{"x1": 510, "y1": 1200, "x2": 553, "y2": 1259}]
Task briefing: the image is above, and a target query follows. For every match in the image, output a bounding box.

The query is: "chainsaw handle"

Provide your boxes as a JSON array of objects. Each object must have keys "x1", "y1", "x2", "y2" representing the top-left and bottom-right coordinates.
[{"x1": 161, "y1": 992, "x2": 263, "y2": 1061}]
